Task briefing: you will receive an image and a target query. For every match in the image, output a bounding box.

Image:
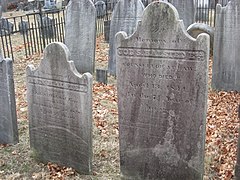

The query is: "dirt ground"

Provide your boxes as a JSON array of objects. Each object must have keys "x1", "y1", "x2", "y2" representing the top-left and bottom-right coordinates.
[{"x1": 0, "y1": 24, "x2": 240, "y2": 179}]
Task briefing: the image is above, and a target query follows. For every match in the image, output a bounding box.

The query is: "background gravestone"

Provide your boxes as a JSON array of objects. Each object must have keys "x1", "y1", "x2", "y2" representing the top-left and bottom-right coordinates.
[
  {"x1": 212, "y1": 0, "x2": 240, "y2": 91},
  {"x1": 116, "y1": 1, "x2": 209, "y2": 179},
  {"x1": 168, "y1": 0, "x2": 196, "y2": 28},
  {"x1": 26, "y1": 42, "x2": 93, "y2": 174},
  {"x1": 65, "y1": 0, "x2": 96, "y2": 74},
  {"x1": 108, "y1": 0, "x2": 144, "y2": 76},
  {"x1": 0, "y1": 57, "x2": 18, "y2": 144}
]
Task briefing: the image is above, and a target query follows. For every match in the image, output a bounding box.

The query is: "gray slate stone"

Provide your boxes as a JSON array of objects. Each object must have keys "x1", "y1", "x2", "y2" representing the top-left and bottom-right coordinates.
[
  {"x1": 65, "y1": 0, "x2": 96, "y2": 74},
  {"x1": 95, "y1": 1, "x2": 106, "y2": 18},
  {"x1": 168, "y1": 0, "x2": 196, "y2": 28},
  {"x1": 108, "y1": 0, "x2": 144, "y2": 76},
  {"x1": 116, "y1": 1, "x2": 209, "y2": 179},
  {"x1": 18, "y1": 21, "x2": 29, "y2": 35},
  {"x1": 26, "y1": 42, "x2": 93, "y2": 174},
  {"x1": 96, "y1": 69, "x2": 107, "y2": 84},
  {"x1": 0, "y1": 57, "x2": 18, "y2": 144},
  {"x1": 187, "y1": 23, "x2": 214, "y2": 54},
  {"x1": 212, "y1": 0, "x2": 240, "y2": 91}
]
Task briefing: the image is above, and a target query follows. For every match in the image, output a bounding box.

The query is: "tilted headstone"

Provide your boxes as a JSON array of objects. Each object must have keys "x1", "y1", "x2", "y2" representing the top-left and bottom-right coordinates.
[
  {"x1": 108, "y1": 0, "x2": 144, "y2": 76},
  {"x1": 26, "y1": 42, "x2": 93, "y2": 174},
  {"x1": 0, "y1": 57, "x2": 18, "y2": 144},
  {"x1": 212, "y1": 0, "x2": 240, "y2": 91},
  {"x1": 65, "y1": 0, "x2": 96, "y2": 74},
  {"x1": 95, "y1": 1, "x2": 106, "y2": 18},
  {"x1": 168, "y1": 0, "x2": 196, "y2": 28},
  {"x1": 116, "y1": 2, "x2": 209, "y2": 179}
]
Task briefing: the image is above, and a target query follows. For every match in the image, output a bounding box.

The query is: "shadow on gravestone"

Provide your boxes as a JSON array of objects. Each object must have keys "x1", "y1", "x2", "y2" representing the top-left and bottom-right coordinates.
[
  {"x1": 26, "y1": 42, "x2": 93, "y2": 174},
  {"x1": 65, "y1": 0, "x2": 96, "y2": 74},
  {"x1": 116, "y1": 1, "x2": 209, "y2": 179},
  {"x1": 108, "y1": 0, "x2": 144, "y2": 76},
  {"x1": 212, "y1": 0, "x2": 240, "y2": 91},
  {"x1": 0, "y1": 57, "x2": 18, "y2": 144}
]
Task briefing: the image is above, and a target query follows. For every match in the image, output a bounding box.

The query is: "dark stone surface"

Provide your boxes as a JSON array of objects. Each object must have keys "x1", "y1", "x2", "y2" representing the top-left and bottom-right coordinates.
[
  {"x1": 104, "y1": 20, "x2": 110, "y2": 43},
  {"x1": 212, "y1": 0, "x2": 240, "y2": 91},
  {"x1": 0, "y1": 57, "x2": 18, "y2": 144},
  {"x1": 96, "y1": 69, "x2": 107, "y2": 84},
  {"x1": 26, "y1": 42, "x2": 93, "y2": 174},
  {"x1": 108, "y1": 0, "x2": 144, "y2": 76},
  {"x1": 116, "y1": 2, "x2": 209, "y2": 179}
]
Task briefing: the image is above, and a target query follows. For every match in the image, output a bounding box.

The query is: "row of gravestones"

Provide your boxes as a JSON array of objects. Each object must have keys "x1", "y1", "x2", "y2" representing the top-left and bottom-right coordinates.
[{"x1": 1, "y1": 0, "x2": 240, "y2": 179}]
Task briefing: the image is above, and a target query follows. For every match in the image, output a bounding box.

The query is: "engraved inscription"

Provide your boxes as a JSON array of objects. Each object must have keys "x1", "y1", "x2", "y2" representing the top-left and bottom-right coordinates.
[
  {"x1": 117, "y1": 47, "x2": 205, "y2": 61},
  {"x1": 28, "y1": 76, "x2": 88, "y2": 92}
]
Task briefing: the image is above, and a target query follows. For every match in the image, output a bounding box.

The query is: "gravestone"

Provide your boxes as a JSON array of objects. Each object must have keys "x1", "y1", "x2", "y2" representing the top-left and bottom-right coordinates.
[
  {"x1": 95, "y1": 1, "x2": 106, "y2": 18},
  {"x1": 26, "y1": 42, "x2": 93, "y2": 174},
  {"x1": 168, "y1": 0, "x2": 196, "y2": 28},
  {"x1": 187, "y1": 23, "x2": 214, "y2": 53},
  {"x1": 116, "y1": 1, "x2": 209, "y2": 179},
  {"x1": 96, "y1": 69, "x2": 108, "y2": 84},
  {"x1": 108, "y1": 0, "x2": 144, "y2": 76},
  {"x1": 65, "y1": 0, "x2": 96, "y2": 74},
  {"x1": 212, "y1": 0, "x2": 240, "y2": 91},
  {"x1": 0, "y1": 57, "x2": 18, "y2": 144},
  {"x1": 18, "y1": 21, "x2": 29, "y2": 35},
  {"x1": 0, "y1": 6, "x2": 2, "y2": 18},
  {"x1": 0, "y1": 18, "x2": 14, "y2": 34},
  {"x1": 104, "y1": 20, "x2": 110, "y2": 42}
]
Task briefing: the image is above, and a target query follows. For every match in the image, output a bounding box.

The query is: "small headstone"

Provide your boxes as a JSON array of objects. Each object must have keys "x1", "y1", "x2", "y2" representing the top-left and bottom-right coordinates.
[
  {"x1": 0, "y1": 57, "x2": 18, "y2": 144},
  {"x1": 26, "y1": 42, "x2": 93, "y2": 174},
  {"x1": 37, "y1": 16, "x2": 55, "y2": 38},
  {"x1": 168, "y1": 0, "x2": 196, "y2": 28},
  {"x1": 108, "y1": 0, "x2": 144, "y2": 76},
  {"x1": 18, "y1": 21, "x2": 29, "y2": 35},
  {"x1": 235, "y1": 104, "x2": 240, "y2": 178},
  {"x1": 65, "y1": 0, "x2": 96, "y2": 74},
  {"x1": 95, "y1": 1, "x2": 106, "y2": 18},
  {"x1": 0, "y1": 18, "x2": 14, "y2": 34},
  {"x1": 187, "y1": 23, "x2": 214, "y2": 53},
  {"x1": 96, "y1": 69, "x2": 107, "y2": 84},
  {"x1": 116, "y1": 1, "x2": 209, "y2": 179},
  {"x1": 212, "y1": 0, "x2": 240, "y2": 91},
  {"x1": 104, "y1": 20, "x2": 110, "y2": 42}
]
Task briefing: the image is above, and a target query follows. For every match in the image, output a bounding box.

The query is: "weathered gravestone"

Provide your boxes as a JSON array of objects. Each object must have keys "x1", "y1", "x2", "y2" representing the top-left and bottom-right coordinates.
[
  {"x1": 235, "y1": 105, "x2": 240, "y2": 179},
  {"x1": 26, "y1": 42, "x2": 93, "y2": 174},
  {"x1": 65, "y1": 0, "x2": 96, "y2": 74},
  {"x1": 0, "y1": 57, "x2": 18, "y2": 144},
  {"x1": 95, "y1": 1, "x2": 106, "y2": 18},
  {"x1": 116, "y1": 1, "x2": 209, "y2": 179},
  {"x1": 108, "y1": 0, "x2": 144, "y2": 76},
  {"x1": 168, "y1": 0, "x2": 196, "y2": 28},
  {"x1": 212, "y1": 0, "x2": 240, "y2": 91}
]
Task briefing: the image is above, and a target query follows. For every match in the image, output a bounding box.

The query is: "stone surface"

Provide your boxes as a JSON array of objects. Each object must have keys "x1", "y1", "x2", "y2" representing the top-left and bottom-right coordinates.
[
  {"x1": 212, "y1": 0, "x2": 240, "y2": 91},
  {"x1": 108, "y1": 0, "x2": 144, "y2": 76},
  {"x1": 187, "y1": 23, "x2": 214, "y2": 53},
  {"x1": 26, "y1": 42, "x2": 93, "y2": 174},
  {"x1": 104, "y1": 20, "x2": 110, "y2": 42},
  {"x1": 116, "y1": 2, "x2": 209, "y2": 179},
  {"x1": 18, "y1": 20, "x2": 29, "y2": 35},
  {"x1": 0, "y1": 57, "x2": 18, "y2": 144},
  {"x1": 65, "y1": 0, "x2": 96, "y2": 74},
  {"x1": 95, "y1": 1, "x2": 106, "y2": 17},
  {"x1": 236, "y1": 105, "x2": 240, "y2": 179},
  {"x1": 96, "y1": 69, "x2": 108, "y2": 84},
  {"x1": 168, "y1": 0, "x2": 196, "y2": 28}
]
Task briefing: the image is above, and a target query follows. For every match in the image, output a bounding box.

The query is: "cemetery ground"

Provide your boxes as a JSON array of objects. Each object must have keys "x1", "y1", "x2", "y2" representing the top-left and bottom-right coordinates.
[{"x1": 0, "y1": 34, "x2": 239, "y2": 179}]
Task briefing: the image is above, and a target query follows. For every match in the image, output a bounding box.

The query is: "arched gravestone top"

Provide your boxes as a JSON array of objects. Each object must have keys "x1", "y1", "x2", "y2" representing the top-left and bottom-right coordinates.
[
  {"x1": 116, "y1": 1, "x2": 209, "y2": 179},
  {"x1": 26, "y1": 42, "x2": 93, "y2": 174},
  {"x1": 65, "y1": 0, "x2": 96, "y2": 74},
  {"x1": 108, "y1": 0, "x2": 144, "y2": 76},
  {"x1": 212, "y1": 0, "x2": 240, "y2": 91}
]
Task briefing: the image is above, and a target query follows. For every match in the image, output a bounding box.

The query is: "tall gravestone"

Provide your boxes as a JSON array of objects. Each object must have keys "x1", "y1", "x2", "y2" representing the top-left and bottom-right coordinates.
[
  {"x1": 65, "y1": 0, "x2": 96, "y2": 74},
  {"x1": 116, "y1": 2, "x2": 209, "y2": 179},
  {"x1": 108, "y1": 0, "x2": 144, "y2": 76},
  {"x1": 212, "y1": 0, "x2": 240, "y2": 91},
  {"x1": 0, "y1": 57, "x2": 18, "y2": 144},
  {"x1": 168, "y1": 0, "x2": 196, "y2": 28},
  {"x1": 26, "y1": 42, "x2": 93, "y2": 174}
]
